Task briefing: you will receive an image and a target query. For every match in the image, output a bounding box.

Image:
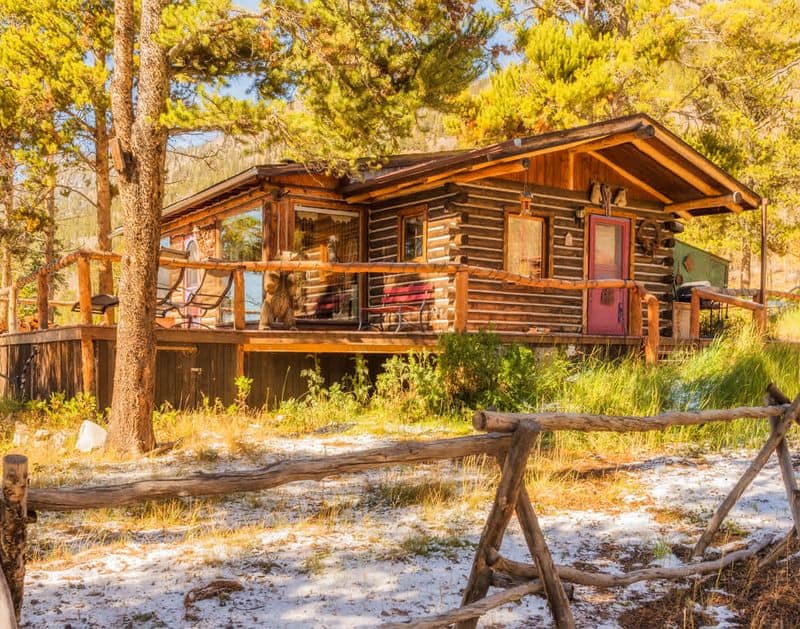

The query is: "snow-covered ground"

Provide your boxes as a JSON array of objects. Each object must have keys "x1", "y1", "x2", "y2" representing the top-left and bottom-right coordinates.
[{"x1": 20, "y1": 439, "x2": 795, "y2": 628}]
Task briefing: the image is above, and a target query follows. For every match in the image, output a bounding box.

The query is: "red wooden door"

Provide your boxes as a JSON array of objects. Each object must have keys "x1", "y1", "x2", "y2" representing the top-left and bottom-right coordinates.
[{"x1": 586, "y1": 215, "x2": 630, "y2": 336}]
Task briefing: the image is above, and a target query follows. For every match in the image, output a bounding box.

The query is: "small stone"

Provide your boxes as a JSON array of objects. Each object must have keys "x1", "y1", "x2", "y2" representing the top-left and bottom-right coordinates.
[
  {"x1": 12, "y1": 422, "x2": 29, "y2": 446},
  {"x1": 75, "y1": 420, "x2": 107, "y2": 452}
]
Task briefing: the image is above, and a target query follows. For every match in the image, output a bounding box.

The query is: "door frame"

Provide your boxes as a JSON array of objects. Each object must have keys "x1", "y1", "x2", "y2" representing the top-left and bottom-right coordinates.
[{"x1": 582, "y1": 208, "x2": 637, "y2": 336}]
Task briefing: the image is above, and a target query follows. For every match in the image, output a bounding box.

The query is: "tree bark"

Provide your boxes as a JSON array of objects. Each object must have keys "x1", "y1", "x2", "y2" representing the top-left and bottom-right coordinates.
[
  {"x1": 94, "y1": 100, "x2": 114, "y2": 303},
  {"x1": 0, "y1": 143, "x2": 12, "y2": 330},
  {"x1": 107, "y1": 0, "x2": 169, "y2": 454}
]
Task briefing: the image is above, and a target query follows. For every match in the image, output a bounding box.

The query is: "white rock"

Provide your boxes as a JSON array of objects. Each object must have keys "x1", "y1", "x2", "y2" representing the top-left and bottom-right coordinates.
[
  {"x1": 12, "y1": 422, "x2": 29, "y2": 446},
  {"x1": 75, "y1": 420, "x2": 107, "y2": 452},
  {"x1": 34, "y1": 428, "x2": 51, "y2": 442}
]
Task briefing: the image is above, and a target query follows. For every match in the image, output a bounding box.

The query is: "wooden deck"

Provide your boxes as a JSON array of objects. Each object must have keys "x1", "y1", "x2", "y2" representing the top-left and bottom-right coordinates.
[{"x1": 0, "y1": 324, "x2": 708, "y2": 410}]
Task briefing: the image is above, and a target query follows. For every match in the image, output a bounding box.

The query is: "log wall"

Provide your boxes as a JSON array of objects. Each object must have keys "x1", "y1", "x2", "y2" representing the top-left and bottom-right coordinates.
[
  {"x1": 457, "y1": 177, "x2": 674, "y2": 334},
  {"x1": 367, "y1": 186, "x2": 463, "y2": 331}
]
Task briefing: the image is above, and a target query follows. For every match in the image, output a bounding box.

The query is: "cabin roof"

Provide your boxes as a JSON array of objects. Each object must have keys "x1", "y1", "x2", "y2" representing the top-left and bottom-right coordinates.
[{"x1": 163, "y1": 114, "x2": 760, "y2": 222}]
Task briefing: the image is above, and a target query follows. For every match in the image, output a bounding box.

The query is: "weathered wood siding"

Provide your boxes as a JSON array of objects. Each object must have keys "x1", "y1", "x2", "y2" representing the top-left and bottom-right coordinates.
[
  {"x1": 0, "y1": 340, "x2": 83, "y2": 402},
  {"x1": 367, "y1": 186, "x2": 463, "y2": 331},
  {"x1": 456, "y1": 177, "x2": 674, "y2": 335}
]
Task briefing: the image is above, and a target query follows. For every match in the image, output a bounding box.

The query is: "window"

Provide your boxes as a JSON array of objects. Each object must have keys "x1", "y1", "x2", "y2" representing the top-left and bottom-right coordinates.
[
  {"x1": 506, "y1": 214, "x2": 547, "y2": 278},
  {"x1": 399, "y1": 207, "x2": 426, "y2": 262},
  {"x1": 220, "y1": 207, "x2": 264, "y2": 323},
  {"x1": 293, "y1": 205, "x2": 361, "y2": 320}
]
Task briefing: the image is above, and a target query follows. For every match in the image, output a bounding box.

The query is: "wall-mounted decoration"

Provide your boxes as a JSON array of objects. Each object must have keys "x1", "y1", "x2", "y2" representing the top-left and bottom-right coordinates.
[
  {"x1": 565, "y1": 232, "x2": 574, "y2": 247},
  {"x1": 636, "y1": 219, "x2": 663, "y2": 257}
]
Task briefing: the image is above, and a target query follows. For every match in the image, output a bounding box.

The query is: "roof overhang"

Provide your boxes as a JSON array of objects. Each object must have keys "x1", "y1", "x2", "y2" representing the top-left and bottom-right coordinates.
[{"x1": 339, "y1": 114, "x2": 761, "y2": 217}]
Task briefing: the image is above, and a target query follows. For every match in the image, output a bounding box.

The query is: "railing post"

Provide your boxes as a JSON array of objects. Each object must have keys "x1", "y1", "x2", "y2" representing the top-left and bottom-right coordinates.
[
  {"x1": 454, "y1": 268, "x2": 468, "y2": 332},
  {"x1": 36, "y1": 271, "x2": 48, "y2": 331},
  {"x1": 233, "y1": 269, "x2": 246, "y2": 331},
  {"x1": 754, "y1": 305, "x2": 767, "y2": 336},
  {"x1": 6, "y1": 286, "x2": 16, "y2": 334},
  {"x1": 629, "y1": 287, "x2": 642, "y2": 337},
  {"x1": 689, "y1": 288, "x2": 700, "y2": 339},
  {"x1": 76, "y1": 255, "x2": 93, "y2": 326},
  {"x1": 645, "y1": 295, "x2": 660, "y2": 365}
]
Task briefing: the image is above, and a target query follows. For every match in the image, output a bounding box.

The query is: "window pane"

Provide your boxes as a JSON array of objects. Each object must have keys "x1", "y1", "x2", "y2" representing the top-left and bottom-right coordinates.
[
  {"x1": 293, "y1": 208, "x2": 360, "y2": 320},
  {"x1": 593, "y1": 223, "x2": 622, "y2": 276},
  {"x1": 507, "y1": 216, "x2": 543, "y2": 277},
  {"x1": 218, "y1": 208, "x2": 264, "y2": 323},
  {"x1": 403, "y1": 215, "x2": 424, "y2": 261}
]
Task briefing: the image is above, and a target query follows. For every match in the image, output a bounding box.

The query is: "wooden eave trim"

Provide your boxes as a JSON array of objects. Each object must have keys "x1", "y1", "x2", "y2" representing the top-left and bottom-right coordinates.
[
  {"x1": 568, "y1": 126, "x2": 655, "y2": 154},
  {"x1": 632, "y1": 139, "x2": 725, "y2": 201},
  {"x1": 346, "y1": 136, "x2": 625, "y2": 203},
  {"x1": 650, "y1": 128, "x2": 760, "y2": 209},
  {"x1": 585, "y1": 150, "x2": 678, "y2": 213},
  {"x1": 665, "y1": 193, "x2": 744, "y2": 216},
  {"x1": 341, "y1": 117, "x2": 651, "y2": 198}
]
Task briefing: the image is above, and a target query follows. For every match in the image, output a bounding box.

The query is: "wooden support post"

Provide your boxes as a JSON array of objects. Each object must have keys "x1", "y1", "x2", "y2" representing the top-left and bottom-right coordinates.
[
  {"x1": 515, "y1": 485, "x2": 575, "y2": 628},
  {"x1": 693, "y1": 392, "x2": 800, "y2": 557},
  {"x1": 80, "y1": 329, "x2": 95, "y2": 397},
  {"x1": 767, "y1": 385, "x2": 800, "y2": 537},
  {"x1": 645, "y1": 294, "x2": 660, "y2": 365},
  {"x1": 235, "y1": 344, "x2": 245, "y2": 379},
  {"x1": 690, "y1": 288, "x2": 700, "y2": 339},
  {"x1": 0, "y1": 454, "x2": 27, "y2": 625},
  {"x1": 629, "y1": 288, "x2": 642, "y2": 338},
  {"x1": 6, "y1": 285, "x2": 16, "y2": 334},
  {"x1": 453, "y1": 269, "x2": 468, "y2": 332},
  {"x1": 36, "y1": 272, "x2": 48, "y2": 331},
  {"x1": 76, "y1": 255, "x2": 92, "y2": 326},
  {"x1": 233, "y1": 269, "x2": 246, "y2": 331},
  {"x1": 456, "y1": 421, "x2": 537, "y2": 629}
]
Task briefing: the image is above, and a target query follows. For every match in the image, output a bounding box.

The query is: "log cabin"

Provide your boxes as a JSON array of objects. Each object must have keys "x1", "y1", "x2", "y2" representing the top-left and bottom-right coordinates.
[{"x1": 0, "y1": 114, "x2": 761, "y2": 408}]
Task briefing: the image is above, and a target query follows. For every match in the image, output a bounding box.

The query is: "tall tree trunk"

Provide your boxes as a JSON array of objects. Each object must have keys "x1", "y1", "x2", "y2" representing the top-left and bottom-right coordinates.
[
  {"x1": 0, "y1": 143, "x2": 13, "y2": 331},
  {"x1": 95, "y1": 103, "x2": 114, "y2": 324},
  {"x1": 106, "y1": 0, "x2": 169, "y2": 453},
  {"x1": 44, "y1": 175, "x2": 56, "y2": 326}
]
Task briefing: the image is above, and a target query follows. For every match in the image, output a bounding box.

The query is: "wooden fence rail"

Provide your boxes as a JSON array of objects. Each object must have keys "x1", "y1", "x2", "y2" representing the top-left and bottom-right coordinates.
[
  {"x1": 0, "y1": 248, "x2": 662, "y2": 363},
  {"x1": 0, "y1": 385, "x2": 797, "y2": 628},
  {"x1": 690, "y1": 285, "x2": 768, "y2": 338}
]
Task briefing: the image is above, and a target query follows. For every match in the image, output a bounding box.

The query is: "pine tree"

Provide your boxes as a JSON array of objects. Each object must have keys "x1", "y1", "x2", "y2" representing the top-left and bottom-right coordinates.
[{"x1": 107, "y1": 0, "x2": 496, "y2": 453}]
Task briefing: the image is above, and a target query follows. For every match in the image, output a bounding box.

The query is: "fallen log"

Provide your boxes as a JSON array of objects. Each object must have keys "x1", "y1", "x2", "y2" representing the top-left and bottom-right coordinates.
[
  {"x1": 473, "y1": 405, "x2": 788, "y2": 434},
  {"x1": 28, "y1": 433, "x2": 510, "y2": 512},
  {"x1": 381, "y1": 579, "x2": 544, "y2": 629},
  {"x1": 487, "y1": 535, "x2": 775, "y2": 588}
]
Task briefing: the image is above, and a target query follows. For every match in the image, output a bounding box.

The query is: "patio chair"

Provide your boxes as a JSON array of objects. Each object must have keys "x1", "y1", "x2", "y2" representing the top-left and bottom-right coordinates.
[
  {"x1": 72, "y1": 246, "x2": 189, "y2": 317},
  {"x1": 166, "y1": 263, "x2": 234, "y2": 328}
]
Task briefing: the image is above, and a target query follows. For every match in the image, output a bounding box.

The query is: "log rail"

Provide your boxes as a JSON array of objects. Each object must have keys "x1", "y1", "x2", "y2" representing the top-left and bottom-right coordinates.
[
  {"x1": 0, "y1": 248, "x2": 663, "y2": 367},
  {"x1": 2, "y1": 387, "x2": 799, "y2": 628}
]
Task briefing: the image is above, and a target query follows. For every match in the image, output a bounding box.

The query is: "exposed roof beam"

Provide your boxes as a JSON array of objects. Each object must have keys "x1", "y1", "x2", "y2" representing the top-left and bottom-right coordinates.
[
  {"x1": 570, "y1": 125, "x2": 655, "y2": 154},
  {"x1": 631, "y1": 139, "x2": 740, "y2": 212},
  {"x1": 651, "y1": 129, "x2": 759, "y2": 209},
  {"x1": 665, "y1": 193, "x2": 743, "y2": 216},
  {"x1": 585, "y1": 150, "x2": 680, "y2": 214}
]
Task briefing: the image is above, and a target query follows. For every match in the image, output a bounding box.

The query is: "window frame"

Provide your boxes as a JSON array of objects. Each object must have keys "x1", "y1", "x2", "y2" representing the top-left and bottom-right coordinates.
[
  {"x1": 398, "y1": 205, "x2": 428, "y2": 263},
  {"x1": 504, "y1": 210, "x2": 553, "y2": 279}
]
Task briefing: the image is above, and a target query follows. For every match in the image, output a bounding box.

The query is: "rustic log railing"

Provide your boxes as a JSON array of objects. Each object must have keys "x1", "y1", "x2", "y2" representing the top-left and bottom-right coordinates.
[
  {"x1": 0, "y1": 248, "x2": 662, "y2": 362},
  {"x1": 688, "y1": 286, "x2": 800, "y2": 340},
  {"x1": 1, "y1": 385, "x2": 798, "y2": 627}
]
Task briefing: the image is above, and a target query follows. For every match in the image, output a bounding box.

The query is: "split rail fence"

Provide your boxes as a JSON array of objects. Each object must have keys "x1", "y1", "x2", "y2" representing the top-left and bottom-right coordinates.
[{"x1": 0, "y1": 385, "x2": 797, "y2": 627}]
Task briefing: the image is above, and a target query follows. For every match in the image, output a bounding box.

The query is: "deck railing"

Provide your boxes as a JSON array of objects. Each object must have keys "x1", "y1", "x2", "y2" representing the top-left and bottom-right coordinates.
[
  {"x1": 689, "y1": 286, "x2": 800, "y2": 339},
  {"x1": 0, "y1": 248, "x2": 661, "y2": 361}
]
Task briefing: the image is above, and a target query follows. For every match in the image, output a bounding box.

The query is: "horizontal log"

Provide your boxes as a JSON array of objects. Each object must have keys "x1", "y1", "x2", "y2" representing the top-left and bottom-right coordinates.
[
  {"x1": 28, "y1": 433, "x2": 510, "y2": 512},
  {"x1": 381, "y1": 579, "x2": 544, "y2": 629},
  {"x1": 693, "y1": 287, "x2": 765, "y2": 313},
  {"x1": 486, "y1": 536, "x2": 775, "y2": 588},
  {"x1": 473, "y1": 405, "x2": 788, "y2": 434}
]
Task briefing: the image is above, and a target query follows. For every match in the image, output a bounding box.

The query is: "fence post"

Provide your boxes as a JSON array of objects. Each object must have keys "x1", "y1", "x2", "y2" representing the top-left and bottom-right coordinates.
[
  {"x1": 689, "y1": 288, "x2": 700, "y2": 339},
  {"x1": 36, "y1": 271, "x2": 48, "y2": 331},
  {"x1": 233, "y1": 269, "x2": 246, "y2": 331},
  {"x1": 454, "y1": 268, "x2": 468, "y2": 332},
  {"x1": 0, "y1": 454, "x2": 28, "y2": 625},
  {"x1": 629, "y1": 287, "x2": 642, "y2": 337},
  {"x1": 6, "y1": 286, "x2": 16, "y2": 334}
]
